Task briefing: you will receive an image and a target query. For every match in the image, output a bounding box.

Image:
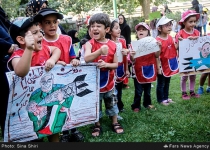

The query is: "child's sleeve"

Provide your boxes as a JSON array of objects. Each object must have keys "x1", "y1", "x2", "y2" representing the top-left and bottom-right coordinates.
[{"x1": 174, "y1": 32, "x2": 180, "y2": 44}]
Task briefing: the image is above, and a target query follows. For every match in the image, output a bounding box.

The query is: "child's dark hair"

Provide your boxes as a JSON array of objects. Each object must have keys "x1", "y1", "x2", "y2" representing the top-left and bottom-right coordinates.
[
  {"x1": 88, "y1": 13, "x2": 111, "y2": 28},
  {"x1": 157, "y1": 25, "x2": 163, "y2": 36},
  {"x1": 106, "y1": 20, "x2": 119, "y2": 39}
]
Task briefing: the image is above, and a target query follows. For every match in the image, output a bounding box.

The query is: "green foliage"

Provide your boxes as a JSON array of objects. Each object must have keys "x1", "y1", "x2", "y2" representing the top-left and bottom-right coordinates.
[
  {"x1": 77, "y1": 25, "x2": 88, "y2": 40},
  {"x1": 0, "y1": 0, "x2": 21, "y2": 19},
  {"x1": 165, "y1": 11, "x2": 182, "y2": 22},
  {"x1": 127, "y1": 17, "x2": 145, "y2": 32}
]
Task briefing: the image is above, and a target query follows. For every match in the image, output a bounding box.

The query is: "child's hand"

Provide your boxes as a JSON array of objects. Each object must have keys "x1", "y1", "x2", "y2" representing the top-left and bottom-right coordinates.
[
  {"x1": 97, "y1": 59, "x2": 107, "y2": 68},
  {"x1": 125, "y1": 70, "x2": 130, "y2": 77},
  {"x1": 45, "y1": 58, "x2": 55, "y2": 71},
  {"x1": 71, "y1": 58, "x2": 80, "y2": 66},
  {"x1": 25, "y1": 31, "x2": 35, "y2": 51},
  {"x1": 121, "y1": 49, "x2": 129, "y2": 55},
  {"x1": 129, "y1": 50, "x2": 136, "y2": 57},
  {"x1": 178, "y1": 37, "x2": 183, "y2": 41},
  {"x1": 100, "y1": 45, "x2": 108, "y2": 55},
  {"x1": 57, "y1": 61, "x2": 67, "y2": 66},
  {"x1": 188, "y1": 36, "x2": 199, "y2": 40},
  {"x1": 8, "y1": 44, "x2": 18, "y2": 53}
]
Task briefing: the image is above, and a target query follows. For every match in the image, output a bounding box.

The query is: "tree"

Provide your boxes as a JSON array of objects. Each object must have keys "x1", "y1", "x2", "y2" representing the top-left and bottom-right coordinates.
[{"x1": 0, "y1": 0, "x2": 21, "y2": 19}]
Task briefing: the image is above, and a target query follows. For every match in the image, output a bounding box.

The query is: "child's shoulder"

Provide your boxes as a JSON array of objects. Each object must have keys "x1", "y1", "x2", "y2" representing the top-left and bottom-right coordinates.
[{"x1": 59, "y1": 34, "x2": 71, "y2": 40}]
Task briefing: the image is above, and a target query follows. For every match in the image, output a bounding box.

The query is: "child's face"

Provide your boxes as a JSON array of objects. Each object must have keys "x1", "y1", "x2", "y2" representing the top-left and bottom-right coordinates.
[
  {"x1": 39, "y1": 15, "x2": 58, "y2": 38},
  {"x1": 110, "y1": 22, "x2": 121, "y2": 38},
  {"x1": 183, "y1": 16, "x2": 197, "y2": 31},
  {"x1": 136, "y1": 25, "x2": 149, "y2": 39},
  {"x1": 28, "y1": 24, "x2": 43, "y2": 51},
  {"x1": 159, "y1": 21, "x2": 173, "y2": 35},
  {"x1": 90, "y1": 22, "x2": 110, "y2": 42}
]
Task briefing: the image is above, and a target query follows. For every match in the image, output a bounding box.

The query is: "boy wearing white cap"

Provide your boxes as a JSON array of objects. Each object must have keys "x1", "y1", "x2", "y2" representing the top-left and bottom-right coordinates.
[{"x1": 156, "y1": 16, "x2": 179, "y2": 105}]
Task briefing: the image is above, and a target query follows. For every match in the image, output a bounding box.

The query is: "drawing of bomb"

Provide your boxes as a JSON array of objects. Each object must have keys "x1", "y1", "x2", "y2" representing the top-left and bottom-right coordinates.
[
  {"x1": 38, "y1": 74, "x2": 93, "y2": 106},
  {"x1": 182, "y1": 42, "x2": 210, "y2": 71}
]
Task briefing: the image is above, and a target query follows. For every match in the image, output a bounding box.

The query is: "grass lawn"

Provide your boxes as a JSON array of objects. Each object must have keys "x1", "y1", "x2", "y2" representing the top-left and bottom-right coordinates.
[{"x1": 76, "y1": 74, "x2": 210, "y2": 142}]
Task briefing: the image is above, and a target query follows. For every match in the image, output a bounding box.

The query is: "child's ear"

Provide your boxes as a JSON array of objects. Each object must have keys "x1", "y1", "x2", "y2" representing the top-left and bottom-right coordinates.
[
  {"x1": 16, "y1": 36, "x2": 25, "y2": 45},
  {"x1": 105, "y1": 27, "x2": 110, "y2": 33}
]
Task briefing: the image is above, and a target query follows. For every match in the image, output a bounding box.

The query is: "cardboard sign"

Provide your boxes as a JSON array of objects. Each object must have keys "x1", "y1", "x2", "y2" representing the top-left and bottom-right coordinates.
[
  {"x1": 4, "y1": 64, "x2": 100, "y2": 142},
  {"x1": 131, "y1": 36, "x2": 159, "y2": 58},
  {"x1": 179, "y1": 36, "x2": 210, "y2": 76}
]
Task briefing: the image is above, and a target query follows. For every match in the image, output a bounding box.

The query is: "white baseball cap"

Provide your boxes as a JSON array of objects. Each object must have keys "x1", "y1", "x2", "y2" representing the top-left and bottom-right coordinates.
[{"x1": 156, "y1": 16, "x2": 173, "y2": 28}]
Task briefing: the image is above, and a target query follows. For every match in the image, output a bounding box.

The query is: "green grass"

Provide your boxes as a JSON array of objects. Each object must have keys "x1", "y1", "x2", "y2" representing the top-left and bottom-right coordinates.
[{"x1": 77, "y1": 74, "x2": 210, "y2": 142}]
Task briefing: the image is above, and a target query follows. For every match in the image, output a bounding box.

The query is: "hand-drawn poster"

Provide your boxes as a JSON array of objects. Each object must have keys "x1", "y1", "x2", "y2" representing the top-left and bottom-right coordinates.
[
  {"x1": 4, "y1": 64, "x2": 100, "y2": 142},
  {"x1": 179, "y1": 36, "x2": 210, "y2": 76},
  {"x1": 131, "y1": 36, "x2": 160, "y2": 58}
]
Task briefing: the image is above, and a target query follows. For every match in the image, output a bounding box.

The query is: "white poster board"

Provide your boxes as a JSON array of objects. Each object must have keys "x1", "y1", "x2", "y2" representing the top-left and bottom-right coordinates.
[
  {"x1": 4, "y1": 64, "x2": 100, "y2": 142},
  {"x1": 131, "y1": 36, "x2": 159, "y2": 58},
  {"x1": 179, "y1": 36, "x2": 210, "y2": 76}
]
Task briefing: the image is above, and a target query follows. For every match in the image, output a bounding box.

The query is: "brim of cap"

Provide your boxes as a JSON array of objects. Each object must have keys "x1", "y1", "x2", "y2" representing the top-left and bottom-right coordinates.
[
  {"x1": 156, "y1": 18, "x2": 173, "y2": 28},
  {"x1": 135, "y1": 23, "x2": 150, "y2": 31},
  {"x1": 179, "y1": 13, "x2": 200, "y2": 25},
  {"x1": 34, "y1": 11, "x2": 63, "y2": 21}
]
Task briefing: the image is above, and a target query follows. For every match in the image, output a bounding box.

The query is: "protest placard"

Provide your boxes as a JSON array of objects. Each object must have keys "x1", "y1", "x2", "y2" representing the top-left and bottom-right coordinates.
[
  {"x1": 131, "y1": 36, "x2": 159, "y2": 58},
  {"x1": 4, "y1": 64, "x2": 100, "y2": 142},
  {"x1": 179, "y1": 36, "x2": 210, "y2": 76}
]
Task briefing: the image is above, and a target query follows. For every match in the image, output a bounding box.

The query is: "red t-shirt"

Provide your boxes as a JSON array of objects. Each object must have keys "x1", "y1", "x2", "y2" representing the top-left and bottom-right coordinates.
[{"x1": 8, "y1": 45, "x2": 51, "y2": 71}]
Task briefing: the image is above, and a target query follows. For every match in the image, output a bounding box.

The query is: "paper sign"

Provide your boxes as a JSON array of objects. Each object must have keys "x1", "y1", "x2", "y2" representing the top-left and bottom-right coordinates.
[
  {"x1": 4, "y1": 64, "x2": 100, "y2": 142},
  {"x1": 179, "y1": 36, "x2": 210, "y2": 76},
  {"x1": 131, "y1": 36, "x2": 159, "y2": 58}
]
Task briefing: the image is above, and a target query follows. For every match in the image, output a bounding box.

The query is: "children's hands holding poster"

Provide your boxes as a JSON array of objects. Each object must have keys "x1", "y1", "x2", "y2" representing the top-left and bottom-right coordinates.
[{"x1": 131, "y1": 36, "x2": 160, "y2": 58}]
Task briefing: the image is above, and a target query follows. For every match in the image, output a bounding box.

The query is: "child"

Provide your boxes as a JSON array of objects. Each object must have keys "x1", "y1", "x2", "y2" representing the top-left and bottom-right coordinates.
[
  {"x1": 8, "y1": 17, "x2": 61, "y2": 141},
  {"x1": 202, "y1": 8, "x2": 208, "y2": 36},
  {"x1": 84, "y1": 13, "x2": 124, "y2": 137},
  {"x1": 129, "y1": 22, "x2": 160, "y2": 112},
  {"x1": 175, "y1": 10, "x2": 200, "y2": 100},
  {"x1": 106, "y1": 19, "x2": 130, "y2": 115},
  {"x1": 156, "y1": 16, "x2": 179, "y2": 105},
  {"x1": 35, "y1": 8, "x2": 83, "y2": 142},
  {"x1": 26, "y1": 0, "x2": 67, "y2": 35}
]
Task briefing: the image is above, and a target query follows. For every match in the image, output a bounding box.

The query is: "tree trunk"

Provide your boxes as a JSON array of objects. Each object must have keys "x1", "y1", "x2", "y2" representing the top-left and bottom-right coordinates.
[{"x1": 141, "y1": 0, "x2": 151, "y2": 19}]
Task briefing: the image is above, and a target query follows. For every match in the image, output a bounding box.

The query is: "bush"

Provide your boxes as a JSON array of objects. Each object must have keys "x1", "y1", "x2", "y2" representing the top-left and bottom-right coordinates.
[{"x1": 78, "y1": 25, "x2": 88, "y2": 40}]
